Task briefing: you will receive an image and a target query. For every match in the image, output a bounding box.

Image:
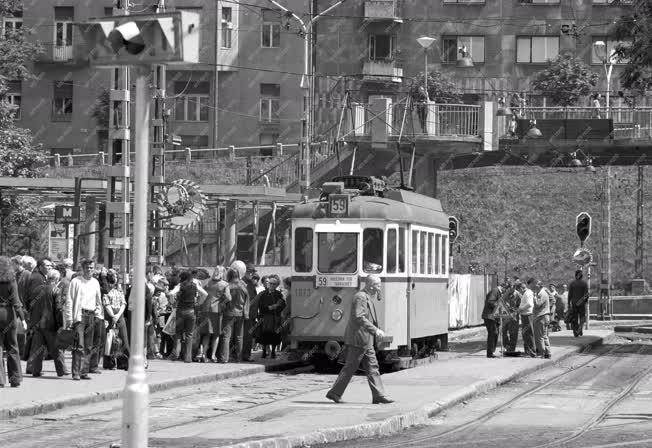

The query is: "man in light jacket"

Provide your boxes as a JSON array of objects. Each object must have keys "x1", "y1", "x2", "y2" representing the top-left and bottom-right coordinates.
[
  {"x1": 518, "y1": 280, "x2": 536, "y2": 358},
  {"x1": 64, "y1": 259, "x2": 102, "y2": 380},
  {"x1": 326, "y1": 275, "x2": 393, "y2": 404},
  {"x1": 533, "y1": 281, "x2": 552, "y2": 359}
]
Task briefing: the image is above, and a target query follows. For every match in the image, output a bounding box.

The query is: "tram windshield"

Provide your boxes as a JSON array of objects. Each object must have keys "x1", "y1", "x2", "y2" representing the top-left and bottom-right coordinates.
[{"x1": 317, "y1": 232, "x2": 358, "y2": 274}]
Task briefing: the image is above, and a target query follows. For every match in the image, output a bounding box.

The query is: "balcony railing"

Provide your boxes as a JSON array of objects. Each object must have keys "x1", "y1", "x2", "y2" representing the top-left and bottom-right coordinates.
[
  {"x1": 37, "y1": 44, "x2": 88, "y2": 65},
  {"x1": 363, "y1": 0, "x2": 399, "y2": 21},
  {"x1": 362, "y1": 60, "x2": 404, "y2": 83}
]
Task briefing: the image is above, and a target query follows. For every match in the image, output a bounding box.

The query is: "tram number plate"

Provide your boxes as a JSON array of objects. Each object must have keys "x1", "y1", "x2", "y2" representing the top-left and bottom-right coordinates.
[
  {"x1": 315, "y1": 275, "x2": 357, "y2": 288},
  {"x1": 329, "y1": 194, "x2": 349, "y2": 217}
]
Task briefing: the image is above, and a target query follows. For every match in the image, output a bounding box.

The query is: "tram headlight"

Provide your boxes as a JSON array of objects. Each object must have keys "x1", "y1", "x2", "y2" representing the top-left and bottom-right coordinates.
[{"x1": 331, "y1": 309, "x2": 343, "y2": 321}]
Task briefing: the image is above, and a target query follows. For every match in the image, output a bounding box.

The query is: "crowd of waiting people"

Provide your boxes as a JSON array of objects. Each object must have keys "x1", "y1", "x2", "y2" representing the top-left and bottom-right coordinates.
[
  {"x1": 482, "y1": 270, "x2": 590, "y2": 359},
  {"x1": 0, "y1": 255, "x2": 291, "y2": 388}
]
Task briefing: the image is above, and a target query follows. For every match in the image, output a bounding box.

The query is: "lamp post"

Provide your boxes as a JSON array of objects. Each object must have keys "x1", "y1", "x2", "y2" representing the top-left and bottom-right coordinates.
[
  {"x1": 267, "y1": 0, "x2": 346, "y2": 191},
  {"x1": 593, "y1": 40, "x2": 614, "y2": 119},
  {"x1": 416, "y1": 36, "x2": 436, "y2": 100}
]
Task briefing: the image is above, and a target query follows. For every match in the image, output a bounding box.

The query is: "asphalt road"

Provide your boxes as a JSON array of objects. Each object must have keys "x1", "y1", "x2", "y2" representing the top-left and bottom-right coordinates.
[{"x1": 321, "y1": 340, "x2": 652, "y2": 448}]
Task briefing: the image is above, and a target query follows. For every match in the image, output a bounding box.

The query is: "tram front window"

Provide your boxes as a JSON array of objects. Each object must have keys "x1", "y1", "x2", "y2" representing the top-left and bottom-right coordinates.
[
  {"x1": 363, "y1": 228, "x2": 383, "y2": 273},
  {"x1": 317, "y1": 232, "x2": 358, "y2": 274}
]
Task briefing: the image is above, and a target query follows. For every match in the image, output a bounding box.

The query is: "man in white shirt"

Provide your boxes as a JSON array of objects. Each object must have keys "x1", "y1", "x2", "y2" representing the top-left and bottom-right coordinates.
[
  {"x1": 517, "y1": 280, "x2": 536, "y2": 358},
  {"x1": 64, "y1": 259, "x2": 102, "y2": 380}
]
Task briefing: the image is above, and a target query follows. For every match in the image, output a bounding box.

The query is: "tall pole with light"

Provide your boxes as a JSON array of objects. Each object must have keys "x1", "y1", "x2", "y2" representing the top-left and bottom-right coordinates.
[
  {"x1": 416, "y1": 36, "x2": 436, "y2": 100},
  {"x1": 267, "y1": 0, "x2": 346, "y2": 191},
  {"x1": 593, "y1": 40, "x2": 614, "y2": 119},
  {"x1": 77, "y1": 10, "x2": 200, "y2": 447}
]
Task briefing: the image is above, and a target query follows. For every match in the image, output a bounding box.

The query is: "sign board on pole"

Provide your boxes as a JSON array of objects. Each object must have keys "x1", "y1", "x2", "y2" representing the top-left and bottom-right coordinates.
[{"x1": 54, "y1": 205, "x2": 81, "y2": 224}]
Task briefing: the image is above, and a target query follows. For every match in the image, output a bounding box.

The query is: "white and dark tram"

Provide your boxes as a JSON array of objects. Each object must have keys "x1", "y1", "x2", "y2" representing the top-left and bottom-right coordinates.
[{"x1": 289, "y1": 176, "x2": 450, "y2": 369}]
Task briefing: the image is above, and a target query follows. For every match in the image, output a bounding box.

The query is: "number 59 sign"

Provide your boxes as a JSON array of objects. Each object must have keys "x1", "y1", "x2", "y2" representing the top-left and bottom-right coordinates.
[{"x1": 329, "y1": 194, "x2": 350, "y2": 217}]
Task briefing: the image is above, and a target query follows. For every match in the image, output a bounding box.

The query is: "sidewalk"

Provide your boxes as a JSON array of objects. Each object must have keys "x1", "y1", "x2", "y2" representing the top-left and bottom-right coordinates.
[
  {"x1": 0, "y1": 352, "x2": 302, "y2": 419},
  {"x1": 147, "y1": 329, "x2": 615, "y2": 448}
]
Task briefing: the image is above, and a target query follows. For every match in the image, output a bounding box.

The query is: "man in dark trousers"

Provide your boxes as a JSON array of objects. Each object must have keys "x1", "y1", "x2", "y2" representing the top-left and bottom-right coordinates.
[
  {"x1": 482, "y1": 283, "x2": 504, "y2": 358},
  {"x1": 241, "y1": 264, "x2": 259, "y2": 361},
  {"x1": 568, "y1": 270, "x2": 589, "y2": 337},
  {"x1": 326, "y1": 275, "x2": 393, "y2": 404},
  {"x1": 502, "y1": 280, "x2": 521, "y2": 354}
]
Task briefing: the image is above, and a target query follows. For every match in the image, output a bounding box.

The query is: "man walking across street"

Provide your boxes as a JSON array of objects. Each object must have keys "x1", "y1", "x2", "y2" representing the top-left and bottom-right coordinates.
[
  {"x1": 502, "y1": 280, "x2": 521, "y2": 354},
  {"x1": 64, "y1": 259, "x2": 102, "y2": 380},
  {"x1": 482, "y1": 283, "x2": 504, "y2": 358},
  {"x1": 326, "y1": 275, "x2": 393, "y2": 404},
  {"x1": 568, "y1": 270, "x2": 588, "y2": 337},
  {"x1": 518, "y1": 281, "x2": 536, "y2": 357},
  {"x1": 533, "y1": 281, "x2": 552, "y2": 359}
]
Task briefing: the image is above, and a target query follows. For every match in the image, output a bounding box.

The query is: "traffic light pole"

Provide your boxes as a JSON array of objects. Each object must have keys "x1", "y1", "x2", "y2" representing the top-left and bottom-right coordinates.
[{"x1": 121, "y1": 68, "x2": 150, "y2": 448}]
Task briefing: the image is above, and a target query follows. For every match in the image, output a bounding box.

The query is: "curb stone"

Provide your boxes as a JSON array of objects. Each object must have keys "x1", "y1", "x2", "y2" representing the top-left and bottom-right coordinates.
[
  {"x1": 223, "y1": 333, "x2": 616, "y2": 448},
  {"x1": 1, "y1": 360, "x2": 307, "y2": 419}
]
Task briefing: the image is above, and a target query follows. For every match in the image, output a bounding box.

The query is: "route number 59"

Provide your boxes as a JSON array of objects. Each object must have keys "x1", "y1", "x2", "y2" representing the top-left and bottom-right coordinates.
[{"x1": 329, "y1": 194, "x2": 349, "y2": 216}]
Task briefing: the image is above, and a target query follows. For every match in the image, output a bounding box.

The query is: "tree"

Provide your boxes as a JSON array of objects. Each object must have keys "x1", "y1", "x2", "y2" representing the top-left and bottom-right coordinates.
[
  {"x1": 613, "y1": 0, "x2": 652, "y2": 93},
  {"x1": 0, "y1": 1, "x2": 47, "y2": 255},
  {"x1": 530, "y1": 54, "x2": 600, "y2": 106},
  {"x1": 408, "y1": 71, "x2": 463, "y2": 104}
]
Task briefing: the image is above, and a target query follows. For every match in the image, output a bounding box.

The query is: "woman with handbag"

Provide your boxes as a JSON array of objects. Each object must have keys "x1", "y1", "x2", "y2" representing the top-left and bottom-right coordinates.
[
  {"x1": 197, "y1": 266, "x2": 231, "y2": 362},
  {"x1": 257, "y1": 275, "x2": 285, "y2": 359},
  {"x1": 102, "y1": 270, "x2": 129, "y2": 370},
  {"x1": 0, "y1": 256, "x2": 26, "y2": 388}
]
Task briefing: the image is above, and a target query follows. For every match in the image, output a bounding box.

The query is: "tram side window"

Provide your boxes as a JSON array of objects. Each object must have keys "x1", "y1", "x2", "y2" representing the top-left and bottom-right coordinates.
[
  {"x1": 427, "y1": 233, "x2": 434, "y2": 275},
  {"x1": 411, "y1": 230, "x2": 418, "y2": 274},
  {"x1": 419, "y1": 231, "x2": 427, "y2": 274},
  {"x1": 363, "y1": 228, "x2": 383, "y2": 273},
  {"x1": 398, "y1": 228, "x2": 405, "y2": 272},
  {"x1": 386, "y1": 228, "x2": 397, "y2": 273},
  {"x1": 435, "y1": 234, "x2": 441, "y2": 275},
  {"x1": 294, "y1": 227, "x2": 313, "y2": 272},
  {"x1": 441, "y1": 235, "x2": 448, "y2": 274}
]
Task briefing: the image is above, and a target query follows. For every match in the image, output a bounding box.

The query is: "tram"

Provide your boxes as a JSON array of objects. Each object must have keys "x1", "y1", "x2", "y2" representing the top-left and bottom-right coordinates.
[{"x1": 289, "y1": 175, "x2": 450, "y2": 369}]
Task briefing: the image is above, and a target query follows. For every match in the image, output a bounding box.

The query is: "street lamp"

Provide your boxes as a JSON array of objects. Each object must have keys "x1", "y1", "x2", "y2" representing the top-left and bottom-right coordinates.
[
  {"x1": 416, "y1": 36, "x2": 436, "y2": 100},
  {"x1": 593, "y1": 40, "x2": 614, "y2": 119},
  {"x1": 267, "y1": 0, "x2": 347, "y2": 191}
]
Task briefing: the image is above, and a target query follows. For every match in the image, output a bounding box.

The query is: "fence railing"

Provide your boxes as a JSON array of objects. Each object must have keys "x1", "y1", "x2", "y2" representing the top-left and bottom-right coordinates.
[{"x1": 345, "y1": 102, "x2": 481, "y2": 139}]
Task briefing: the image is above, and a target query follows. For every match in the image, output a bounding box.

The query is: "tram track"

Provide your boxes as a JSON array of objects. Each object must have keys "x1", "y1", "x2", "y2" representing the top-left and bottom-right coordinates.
[
  {"x1": 370, "y1": 343, "x2": 648, "y2": 448},
  {"x1": 2, "y1": 365, "x2": 327, "y2": 448}
]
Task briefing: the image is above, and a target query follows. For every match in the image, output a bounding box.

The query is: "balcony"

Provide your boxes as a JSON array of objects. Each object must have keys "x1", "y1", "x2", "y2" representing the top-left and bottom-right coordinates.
[
  {"x1": 36, "y1": 44, "x2": 89, "y2": 66},
  {"x1": 362, "y1": 60, "x2": 403, "y2": 84},
  {"x1": 363, "y1": 0, "x2": 402, "y2": 23}
]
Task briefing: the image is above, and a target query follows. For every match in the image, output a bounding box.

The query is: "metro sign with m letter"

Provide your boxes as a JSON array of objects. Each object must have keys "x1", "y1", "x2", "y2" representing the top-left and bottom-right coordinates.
[{"x1": 54, "y1": 206, "x2": 81, "y2": 224}]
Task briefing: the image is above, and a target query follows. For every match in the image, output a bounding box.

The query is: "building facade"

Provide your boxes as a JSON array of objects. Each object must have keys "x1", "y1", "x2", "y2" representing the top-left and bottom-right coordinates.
[{"x1": 2, "y1": 0, "x2": 644, "y2": 156}]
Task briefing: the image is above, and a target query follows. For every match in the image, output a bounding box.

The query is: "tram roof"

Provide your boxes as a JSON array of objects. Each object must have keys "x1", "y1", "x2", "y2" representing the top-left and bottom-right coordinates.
[{"x1": 292, "y1": 189, "x2": 448, "y2": 229}]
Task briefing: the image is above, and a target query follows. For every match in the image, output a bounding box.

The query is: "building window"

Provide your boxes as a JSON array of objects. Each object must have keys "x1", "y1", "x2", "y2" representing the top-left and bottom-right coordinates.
[
  {"x1": 104, "y1": 7, "x2": 114, "y2": 16},
  {"x1": 2, "y1": 12, "x2": 23, "y2": 37},
  {"x1": 261, "y1": 9, "x2": 280, "y2": 48},
  {"x1": 5, "y1": 80, "x2": 21, "y2": 119},
  {"x1": 52, "y1": 81, "x2": 73, "y2": 121},
  {"x1": 174, "y1": 81, "x2": 210, "y2": 122},
  {"x1": 591, "y1": 36, "x2": 630, "y2": 64},
  {"x1": 369, "y1": 34, "x2": 396, "y2": 61},
  {"x1": 443, "y1": 0, "x2": 484, "y2": 3},
  {"x1": 442, "y1": 36, "x2": 485, "y2": 63},
  {"x1": 518, "y1": 0, "x2": 560, "y2": 3},
  {"x1": 54, "y1": 7, "x2": 74, "y2": 61},
  {"x1": 516, "y1": 36, "x2": 559, "y2": 63},
  {"x1": 260, "y1": 83, "x2": 280, "y2": 123},
  {"x1": 221, "y1": 7, "x2": 233, "y2": 49}
]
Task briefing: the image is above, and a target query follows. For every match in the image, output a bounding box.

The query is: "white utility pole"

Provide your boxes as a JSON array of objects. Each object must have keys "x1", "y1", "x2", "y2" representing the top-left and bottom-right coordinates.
[{"x1": 267, "y1": 0, "x2": 346, "y2": 191}]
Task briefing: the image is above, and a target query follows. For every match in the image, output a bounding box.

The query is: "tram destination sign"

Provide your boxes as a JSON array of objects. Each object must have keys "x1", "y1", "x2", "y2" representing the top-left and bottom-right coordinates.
[
  {"x1": 316, "y1": 274, "x2": 358, "y2": 288},
  {"x1": 328, "y1": 194, "x2": 350, "y2": 217}
]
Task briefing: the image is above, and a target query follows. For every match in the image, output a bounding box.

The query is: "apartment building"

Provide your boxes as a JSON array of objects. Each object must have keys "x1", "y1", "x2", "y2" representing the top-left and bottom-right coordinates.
[
  {"x1": 2, "y1": 0, "x2": 307, "y2": 156},
  {"x1": 313, "y1": 0, "x2": 641, "y2": 118}
]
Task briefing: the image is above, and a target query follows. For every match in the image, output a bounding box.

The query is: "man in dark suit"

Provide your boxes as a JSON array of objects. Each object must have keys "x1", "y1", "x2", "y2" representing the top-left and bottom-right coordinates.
[
  {"x1": 482, "y1": 283, "x2": 504, "y2": 358},
  {"x1": 568, "y1": 270, "x2": 589, "y2": 337},
  {"x1": 326, "y1": 275, "x2": 393, "y2": 404}
]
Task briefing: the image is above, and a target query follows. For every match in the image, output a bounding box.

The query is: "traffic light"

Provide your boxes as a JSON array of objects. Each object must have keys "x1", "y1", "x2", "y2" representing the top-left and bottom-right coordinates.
[
  {"x1": 449, "y1": 216, "x2": 459, "y2": 244},
  {"x1": 576, "y1": 212, "x2": 591, "y2": 244},
  {"x1": 77, "y1": 11, "x2": 199, "y2": 66}
]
